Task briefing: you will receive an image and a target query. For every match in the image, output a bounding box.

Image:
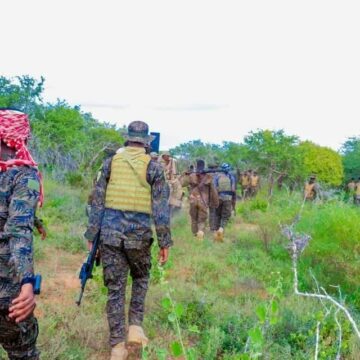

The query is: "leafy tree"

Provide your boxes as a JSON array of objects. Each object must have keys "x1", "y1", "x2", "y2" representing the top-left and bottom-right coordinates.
[
  {"x1": 341, "y1": 137, "x2": 360, "y2": 181},
  {"x1": 243, "y1": 130, "x2": 303, "y2": 192},
  {"x1": 0, "y1": 75, "x2": 44, "y2": 114},
  {"x1": 0, "y1": 76, "x2": 123, "y2": 182},
  {"x1": 170, "y1": 140, "x2": 222, "y2": 164},
  {"x1": 299, "y1": 141, "x2": 343, "y2": 186}
]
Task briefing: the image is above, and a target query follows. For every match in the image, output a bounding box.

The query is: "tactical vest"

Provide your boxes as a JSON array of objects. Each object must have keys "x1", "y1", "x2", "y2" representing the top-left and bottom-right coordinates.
[
  {"x1": 217, "y1": 173, "x2": 232, "y2": 193},
  {"x1": 105, "y1": 148, "x2": 152, "y2": 214},
  {"x1": 251, "y1": 175, "x2": 259, "y2": 187},
  {"x1": 305, "y1": 183, "x2": 315, "y2": 199}
]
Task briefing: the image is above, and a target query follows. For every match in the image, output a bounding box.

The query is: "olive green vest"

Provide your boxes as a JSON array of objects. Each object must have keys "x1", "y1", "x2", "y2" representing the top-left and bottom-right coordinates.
[
  {"x1": 217, "y1": 173, "x2": 232, "y2": 192},
  {"x1": 105, "y1": 147, "x2": 152, "y2": 214}
]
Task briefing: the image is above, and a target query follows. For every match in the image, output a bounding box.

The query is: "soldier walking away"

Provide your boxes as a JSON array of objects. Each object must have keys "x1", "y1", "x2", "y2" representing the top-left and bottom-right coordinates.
[
  {"x1": 354, "y1": 177, "x2": 360, "y2": 206},
  {"x1": 0, "y1": 109, "x2": 43, "y2": 360},
  {"x1": 304, "y1": 175, "x2": 321, "y2": 201},
  {"x1": 212, "y1": 163, "x2": 236, "y2": 242},
  {"x1": 207, "y1": 164, "x2": 220, "y2": 235},
  {"x1": 84, "y1": 121, "x2": 172, "y2": 360},
  {"x1": 249, "y1": 171, "x2": 260, "y2": 197},
  {"x1": 168, "y1": 177, "x2": 184, "y2": 217},
  {"x1": 240, "y1": 170, "x2": 251, "y2": 200},
  {"x1": 187, "y1": 160, "x2": 219, "y2": 240},
  {"x1": 149, "y1": 152, "x2": 159, "y2": 162}
]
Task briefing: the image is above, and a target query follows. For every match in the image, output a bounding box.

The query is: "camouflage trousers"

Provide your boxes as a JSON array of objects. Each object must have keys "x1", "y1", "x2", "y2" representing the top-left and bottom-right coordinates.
[
  {"x1": 0, "y1": 312, "x2": 39, "y2": 359},
  {"x1": 213, "y1": 199, "x2": 233, "y2": 229},
  {"x1": 189, "y1": 202, "x2": 208, "y2": 235},
  {"x1": 209, "y1": 207, "x2": 218, "y2": 231},
  {"x1": 100, "y1": 242, "x2": 152, "y2": 347}
]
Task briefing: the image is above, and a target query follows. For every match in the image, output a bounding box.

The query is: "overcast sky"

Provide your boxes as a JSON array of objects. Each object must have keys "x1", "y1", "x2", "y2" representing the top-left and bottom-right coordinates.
[{"x1": 1, "y1": 0, "x2": 359, "y2": 151}]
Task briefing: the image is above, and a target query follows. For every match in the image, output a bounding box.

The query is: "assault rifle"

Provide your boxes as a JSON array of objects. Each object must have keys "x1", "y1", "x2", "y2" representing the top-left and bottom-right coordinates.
[
  {"x1": 76, "y1": 232, "x2": 101, "y2": 306},
  {"x1": 184, "y1": 168, "x2": 228, "y2": 175}
]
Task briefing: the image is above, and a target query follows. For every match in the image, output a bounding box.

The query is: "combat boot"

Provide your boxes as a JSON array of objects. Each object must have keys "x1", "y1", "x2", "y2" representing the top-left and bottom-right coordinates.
[
  {"x1": 196, "y1": 230, "x2": 204, "y2": 240},
  {"x1": 110, "y1": 342, "x2": 128, "y2": 360},
  {"x1": 212, "y1": 231, "x2": 219, "y2": 242},
  {"x1": 215, "y1": 227, "x2": 224, "y2": 242},
  {"x1": 127, "y1": 326, "x2": 148, "y2": 360},
  {"x1": 127, "y1": 325, "x2": 149, "y2": 346}
]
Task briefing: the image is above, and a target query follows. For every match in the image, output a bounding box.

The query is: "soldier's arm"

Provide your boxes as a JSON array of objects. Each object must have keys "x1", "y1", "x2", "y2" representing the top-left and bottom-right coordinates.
[
  {"x1": 209, "y1": 178, "x2": 219, "y2": 208},
  {"x1": 6, "y1": 169, "x2": 40, "y2": 285},
  {"x1": 148, "y1": 161, "x2": 173, "y2": 249},
  {"x1": 84, "y1": 158, "x2": 112, "y2": 242}
]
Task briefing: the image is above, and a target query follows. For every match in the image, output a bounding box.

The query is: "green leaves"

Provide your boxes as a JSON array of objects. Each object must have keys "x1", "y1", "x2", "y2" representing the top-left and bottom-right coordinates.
[
  {"x1": 170, "y1": 341, "x2": 183, "y2": 357},
  {"x1": 249, "y1": 326, "x2": 264, "y2": 347},
  {"x1": 256, "y1": 305, "x2": 267, "y2": 324},
  {"x1": 161, "y1": 297, "x2": 171, "y2": 311}
]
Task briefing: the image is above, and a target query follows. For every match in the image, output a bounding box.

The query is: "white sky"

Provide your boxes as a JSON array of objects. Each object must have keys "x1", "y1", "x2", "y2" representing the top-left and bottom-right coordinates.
[{"x1": 1, "y1": 0, "x2": 359, "y2": 151}]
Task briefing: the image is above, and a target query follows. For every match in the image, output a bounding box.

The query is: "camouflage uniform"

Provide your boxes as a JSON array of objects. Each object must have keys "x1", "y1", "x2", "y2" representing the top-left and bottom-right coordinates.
[
  {"x1": 85, "y1": 152, "x2": 172, "y2": 347},
  {"x1": 0, "y1": 166, "x2": 40, "y2": 359},
  {"x1": 213, "y1": 171, "x2": 236, "y2": 229},
  {"x1": 187, "y1": 173, "x2": 219, "y2": 235}
]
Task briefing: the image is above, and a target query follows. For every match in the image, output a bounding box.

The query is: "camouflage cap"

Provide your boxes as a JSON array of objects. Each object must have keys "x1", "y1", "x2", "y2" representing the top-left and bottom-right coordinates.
[{"x1": 124, "y1": 121, "x2": 155, "y2": 145}]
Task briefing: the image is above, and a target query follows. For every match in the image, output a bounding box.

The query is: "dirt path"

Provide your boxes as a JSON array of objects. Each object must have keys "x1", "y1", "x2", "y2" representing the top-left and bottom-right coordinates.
[{"x1": 36, "y1": 248, "x2": 84, "y2": 311}]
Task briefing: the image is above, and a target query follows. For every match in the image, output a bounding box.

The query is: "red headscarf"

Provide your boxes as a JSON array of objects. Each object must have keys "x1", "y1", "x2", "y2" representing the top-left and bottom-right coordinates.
[{"x1": 0, "y1": 109, "x2": 44, "y2": 206}]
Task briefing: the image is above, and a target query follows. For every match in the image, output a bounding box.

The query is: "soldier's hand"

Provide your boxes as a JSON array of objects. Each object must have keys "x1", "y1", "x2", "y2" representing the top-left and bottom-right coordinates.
[
  {"x1": 159, "y1": 247, "x2": 169, "y2": 265},
  {"x1": 87, "y1": 241, "x2": 93, "y2": 252},
  {"x1": 9, "y1": 284, "x2": 36, "y2": 323}
]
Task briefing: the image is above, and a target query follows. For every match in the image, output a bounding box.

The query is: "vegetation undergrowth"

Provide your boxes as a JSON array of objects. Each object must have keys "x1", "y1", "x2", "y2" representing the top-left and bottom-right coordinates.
[{"x1": 1, "y1": 182, "x2": 360, "y2": 359}]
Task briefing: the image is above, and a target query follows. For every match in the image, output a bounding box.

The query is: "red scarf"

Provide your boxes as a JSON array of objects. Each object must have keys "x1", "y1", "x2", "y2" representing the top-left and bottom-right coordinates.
[{"x1": 0, "y1": 109, "x2": 44, "y2": 206}]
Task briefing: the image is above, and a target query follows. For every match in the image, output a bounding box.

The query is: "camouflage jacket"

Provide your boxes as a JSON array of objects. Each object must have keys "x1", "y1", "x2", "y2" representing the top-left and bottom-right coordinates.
[
  {"x1": 84, "y1": 156, "x2": 172, "y2": 249},
  {"x1": 0, "y1": 166, "x2": 40, "y2": 309},
  {"x1": 187, "y1": 173, "x2": 219, "y2": 208}
]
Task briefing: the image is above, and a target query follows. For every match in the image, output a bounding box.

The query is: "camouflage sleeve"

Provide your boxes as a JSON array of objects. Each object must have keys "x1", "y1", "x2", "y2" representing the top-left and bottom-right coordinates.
[
  {"x1": 84, "y1": 158, "x2": 112, "y2": 242},
  {"x1": 147, "y1": 161, "x2": 173, "y2": 248},
  {"x1": 209, "y1": 178, "x2": 220, "y2": 208},
  {"x1": 5, "y1": 169, "x2": 40, "y2": 284}
]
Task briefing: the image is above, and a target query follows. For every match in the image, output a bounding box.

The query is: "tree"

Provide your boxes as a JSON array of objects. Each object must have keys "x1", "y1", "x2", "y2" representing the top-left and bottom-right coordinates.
[
  {"x1": 243, "y1": 130, "x2": 303, "y2": 194},
  {"x1": 0, "y1": 75, "x2": 44, "y2": 114},
  {"x1": 299, "y1": 141, "x2": 343, "y2": 186},
  {"x1": 341, "y1": 137, "x2": 360, "y2": 181}
]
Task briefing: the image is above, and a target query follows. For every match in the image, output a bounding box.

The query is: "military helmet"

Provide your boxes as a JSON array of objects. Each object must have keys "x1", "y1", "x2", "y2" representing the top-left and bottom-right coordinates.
[
  {"x1": 221, "y1": 163, "x2": 231, "y2": 172},
  {"x1": 124, "y1": 121, "x2": 155, "y2": 145}
]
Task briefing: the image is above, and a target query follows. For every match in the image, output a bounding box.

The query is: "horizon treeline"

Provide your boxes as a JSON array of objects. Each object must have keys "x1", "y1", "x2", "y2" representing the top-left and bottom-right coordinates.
[{"x1": 1, "y1": 75, "x2": 359, "y2": 188}]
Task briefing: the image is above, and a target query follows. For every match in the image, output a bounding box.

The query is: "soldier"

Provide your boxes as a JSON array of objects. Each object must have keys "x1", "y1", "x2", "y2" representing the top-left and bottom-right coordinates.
[
  {"x1": 187, "y1": 160, "x2": 219, "y2": 240},
  {"x1": 239, "y1": 170, "x2": 250, "y2": 199},
  {"x1": 354, "y1": 177, "x2": 360, "y2": 206},
  {"x1": 249, "y1": 171, "x2": 260, "y2": 197},
  {"x1": 208, "y1": 164, "x2": 221, "y2": 235},
  {"x1": 0, "y1": 109, "x2": 43, "y2": 359},
  {"x1": 84, "y1": 121, "x2": 172, "y2": 360},
  {"x1": 347, "y1": 178, "x2": 356, "y2": 193},
  {"x1": 212, "y1": 163, "x2": 236, "y2": 242},
  {"x1": 168, "y1": 177, "x2": 184, "y2": 217},
  {"x1": 304, "y1": 175, "x2": 321, "y2": 201},
  {"x1": 160, "y1": 151, "x2": 177, "y2": 181},
  {"x1": 150, "y1": 152, "x2": 159, "y2": 162}
]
